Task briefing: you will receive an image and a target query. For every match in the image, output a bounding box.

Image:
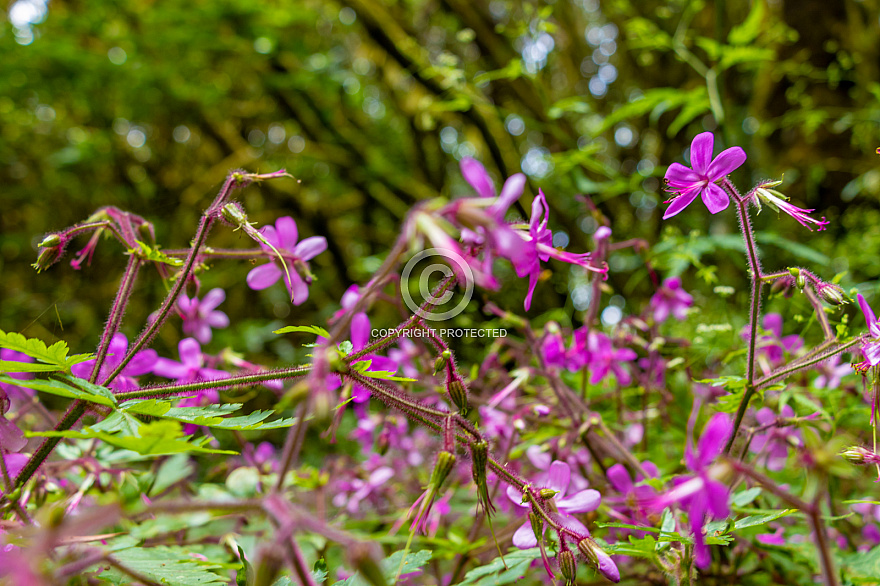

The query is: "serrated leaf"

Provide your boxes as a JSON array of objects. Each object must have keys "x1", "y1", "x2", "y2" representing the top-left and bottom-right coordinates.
[
  {"x1": 274, "y1": 325, "x2": 331, "y2": 338},
  {"x1": 119, "y1": 400, "x2": 296, "y2": 430},
  {"x1": 458, "y1": 548, "x2": 542, "y2": 585},
  {"x1": 128, "y1": 240, "x2": 185, "y2": 266},
  {"x1": 357, "y1": 369, "x2": 416, "y2": 383},
  {"x1": 733, "y1": 509, "x2": 796, "y2": 531},
  {"x1": 104, "y1": 546, "x2": 225, "y2": 585},
  {"x1": 0, "y1": 360, "x2": 68, "y2": 373},
  {"x1": 27, "y1": 420, "x2": 238, "y2": 456},
  {"x1": 0, "y1": 330, "x2": 93, "y2": 369},
  {"x1": 0, "y1": 373, "x2": 117, "y2": 406},
  {"x1": 332, "y1": 549, "x2": 433, "y2": 586}
]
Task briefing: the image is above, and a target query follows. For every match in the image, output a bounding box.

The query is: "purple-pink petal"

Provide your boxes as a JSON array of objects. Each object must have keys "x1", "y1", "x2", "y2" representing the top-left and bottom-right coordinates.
[
  {"x1": 664, "y1": 162, "x2": 702, "y2": 185},
  {"x1": 689, "y1": 132, "x2": 714, "y2": 175},
  {"x1": 275, "y1": 216, "x2": 299, "y2": 250},
  {"x1": 153, "y1": 358, "x2": 191, "y2": 380},
  {"x1": 701, "y1": 183, "x2": 730, "y2": 214},
  {"x1": 201, "y1": 288, "x2": 226, "y2": 311},
  {"x1": 178, "y1": 338, "x2": 203, "y2": 368},
  {"x1": 460, "y1": 157, "x2": 496, "y2": 199},
  {"x1": 512, "y1": 522, "x2": 539, "y2": 548},
  {"x1": 706, "y1": 146, "x2": 747, "y2": 180},
  {"x1": 696, "y1": 413, "x2": 733, "y2": 469},
  {"x1": 294, "y1": 236, "x2": 328, "y2": 261},
  {"x1": 662, "y1": 191, "x2": 700, "y2": 220},
  {"x1": 285, "y1": 270, "x2": 310, "y2": 305},
  {"x1": 607, "y1": 463, "x2": 633, "y2": 494},
  {"x1": 547, "y1": 461, "x2": 571, "y2": 495},
  {"x1": 489, "y1": 173, "x2": 526, "y2": 218},
  {"x1": 247, "y1": 262, "x2": 282, "y2": 290},
  {"x1": 557, "y1": 488, "x2": 601, "y2": 513},
  {"x1": 124, "y1": 349, "x2": 159, "y2": 377}
]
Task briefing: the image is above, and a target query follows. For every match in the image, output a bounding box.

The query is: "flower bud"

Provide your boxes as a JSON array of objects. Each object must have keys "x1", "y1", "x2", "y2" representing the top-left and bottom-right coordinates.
[
  {"x1": 430, "y1": 451, "x2": 456, "y2": 489},
  {"x1": 221, "y1": 202, "x2": 249, "y2": 227},
  {"x1": 447, "y1": 378, "x2": 469, "y2": 414},
  {"x1": 841, "y1": 445, "x2": 880, "y2": 465},
  {"x1": 32, "y1": 243, "x2": 65, "y2": 273},
  {"x1": 558, "y1": 550, "x2": 577, "y2": 586},
  {"x1": 434, "y1": 350, "x2": 451, "y2": 375},
  {"x1": 577, "y1": 537, "x2": 620, "y2": 583},
  {"x1": 818, "y1": 283, "x2": 847, "y2": 306},
  {"x1": 529, "y1": 511, "x2": 544, "y2": 542},
  {"x1": 470, "y1": 440, "x2": 494, "y2": 513},
  {"x1": 39, "y1": 234, "x2": 62, "y2": 248},
  {"x1": 538, "y1": 488, "x2": 558, "y2": 500}
]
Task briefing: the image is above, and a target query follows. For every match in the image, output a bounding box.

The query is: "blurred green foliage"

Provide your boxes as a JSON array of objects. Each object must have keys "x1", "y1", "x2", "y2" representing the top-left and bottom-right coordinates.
[{"x1": 1, "y1": 0, "x2": 878, "y2": 355}]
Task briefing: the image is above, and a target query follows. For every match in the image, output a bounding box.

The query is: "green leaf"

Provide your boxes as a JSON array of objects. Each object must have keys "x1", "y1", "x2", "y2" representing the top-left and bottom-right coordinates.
[
  {"x1": 27, "y1": 420, "x2": 238, "y2": 456},
  {"x1": 332, "y1": 549, "x2": 433, "y2": 586},
  {"x1": 458, "y1": 548, "x2": 542, "y2": 585},
  {"x1": 842, "y1": 545, "x2": 880, "y2": 582},
  {"x1": 119, "y1": 399, "x2": 297, "y2": 430},
  {"x1": 733, "y1": 509, "x2": 797, "y2": 531},
  {"x1": 0, "y1": 330, "x2": 94, "y2": 370},
  {"x1": 731, "y1": 487, "x2": 762, "y2": 507},
  {"x1": 357, "y1": 369, "x2": 416, "y2": 383},
  {"x1": 0, "y1": 360, "x2": 70, "y2": 373},
  {"x1": 0, "y1": 373, "x2": 117, "y2": 406},
  {"x1": 274, "y1": 325, "x2": 331, "y2": 338},
  {"x1": 474, "y1": 60, "x2": 523, "y2": 85},
  {"x1": 728, "y1": 0, "x2": 766, "y2": 45},
  {"x1": 128, "y1": 240, "x2": 185, "y2": 266},
  {"x1": 103, "y1": 546, "x2": 225, "y2": 585}
]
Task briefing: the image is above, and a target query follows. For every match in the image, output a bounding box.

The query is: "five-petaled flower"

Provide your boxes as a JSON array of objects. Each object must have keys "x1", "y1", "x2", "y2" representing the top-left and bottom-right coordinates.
[
  {"x1": 507, "y1": 460, "x2": 601, "y2": 549},
  {"x1": 663, "y1": 132, "x2": 747, "y2": 219},
  {"x1": 177, "y1": 288, "x2": 230, "y2": 344},
  {"x1": 646, "y1": 412, "x2": 732, "y2": 569},
  {"x1": 246, "y1": 216, "x2": 328, "y2": 305}
]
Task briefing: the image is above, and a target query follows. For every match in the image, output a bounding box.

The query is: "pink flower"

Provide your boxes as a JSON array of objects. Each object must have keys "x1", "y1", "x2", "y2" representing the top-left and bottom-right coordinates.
[
  {"x1": 178, "y1": 288, "x2": 230, "y2": 344},
  {"x1": 153, "y1": 338, "x2": 229, "y2": 384},
  {"x1": 857, "y1": 294, "x2": 880, "y2": 368},
  {"x1": 71, "y1": 334, "x2": 157, "y2": 391},
  {"x1": 506, "y1": 461, "x2": 601, "y2": 548},
  {"x1": 518, "y1": 190, "x2": 606, "y2": 310},
  {"x1": 649, "y1": 277, "x2": 693, "y2": 323},
  {"x1": 246, "y1": 216, "x2": 327, "y2": 305},
  {"x1": 663, "y1": 132, "x2": 746, "y2": 219},
  {"x1": 647, "y1": 413, "x2": 733, "y2": 569}
]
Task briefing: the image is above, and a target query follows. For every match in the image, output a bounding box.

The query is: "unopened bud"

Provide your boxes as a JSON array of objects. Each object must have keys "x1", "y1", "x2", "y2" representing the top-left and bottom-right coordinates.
[
  {"x1": 447, "y1": 379, "x2": 469, "y2": 414},
  {"x1": 538, "y1": 488, "x2": 558, "y2": 500},
  {"x1": 529, "y1": 511, "x2": 543, "y2": 542},
  {"x1": 434, "y1": 350, "x2": 451, "y2": 375},
  {"x1": 470, "y1": 440, "x2": 495, "y2": 514},
  {"x1": 32, "y1": 244, "x2": 64, "y2": 273},
  {"x1": 577, "y1": 537, "x2": 620, "y2": 583},
  {"x1": 221, "y1": 202, "x2": 249, "y2": 227},
  {"x1": 558, "y1": 550, "x2": 577, "y2": 585},
  {"x1": 429, "y1": 451, "x2": 456, "y2": 489},
  {"x1": 841, "y1": 445, "x2": 879, "y2": 465},
  {"x1": 818, "y1": 284, "x2": 847, "y2": 306},
  {"x1": 39, "y1": 234, "x2": 62, "y2": 248}
]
